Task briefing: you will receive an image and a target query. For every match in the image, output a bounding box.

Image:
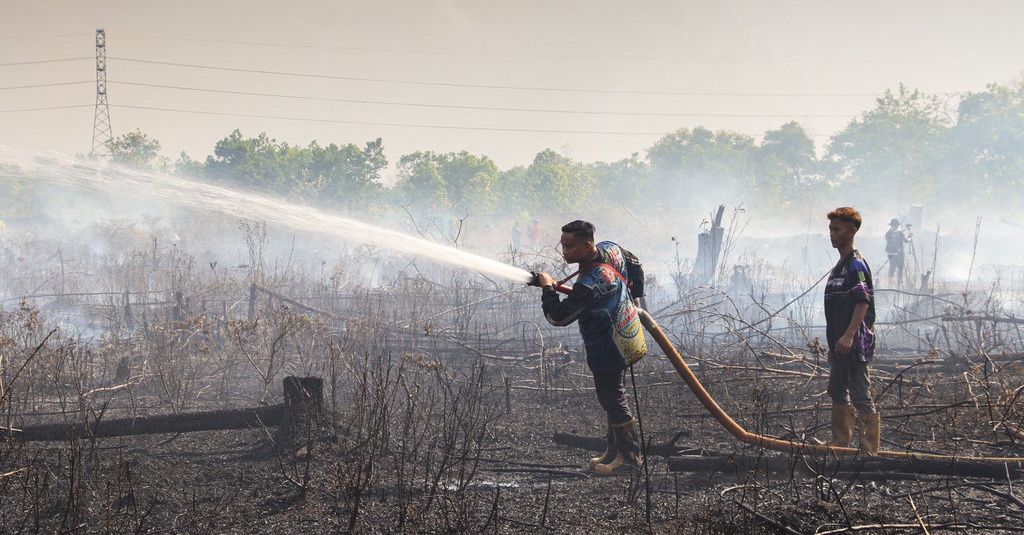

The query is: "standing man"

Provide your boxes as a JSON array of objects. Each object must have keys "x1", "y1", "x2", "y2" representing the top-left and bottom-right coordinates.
[
  {"x1": 530, "y1": 220, "x2": 647, "y2": 474},
  {"x1": 824, "y1": 207, "x2": 880, "y2": 455},
  {"x1": 884, "y1": 218, "x2": 912, "y2": 287},
  {"x1": 511, "y1": 221, "x2": 522, "y2": 252},
  {"x1": 528, "y1": 218, "x2": 542, "y2": 249}
]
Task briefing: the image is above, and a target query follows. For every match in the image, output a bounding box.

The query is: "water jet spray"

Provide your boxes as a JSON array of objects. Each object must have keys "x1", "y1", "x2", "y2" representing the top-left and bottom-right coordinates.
[{"x1": 1, "y1": 146, "x2": 532, "y2": 285}]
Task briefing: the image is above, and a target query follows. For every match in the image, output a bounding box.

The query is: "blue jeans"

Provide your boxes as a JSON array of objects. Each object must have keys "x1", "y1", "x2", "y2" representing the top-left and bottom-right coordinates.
[{"x1": 828, "y1": 356, "x2": 876, "y2": 414}]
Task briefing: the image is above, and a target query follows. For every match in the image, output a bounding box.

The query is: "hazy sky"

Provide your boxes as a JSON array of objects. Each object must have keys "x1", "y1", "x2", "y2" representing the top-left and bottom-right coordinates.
[{"x1": 3, "y1": 1, "x2": 1023, "y2": 174}]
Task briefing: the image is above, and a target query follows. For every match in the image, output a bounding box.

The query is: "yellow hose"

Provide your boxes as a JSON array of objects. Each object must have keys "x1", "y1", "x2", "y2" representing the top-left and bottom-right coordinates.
[{"x1": 639, "y1": 309, "x2": 1024, "y2": 463}]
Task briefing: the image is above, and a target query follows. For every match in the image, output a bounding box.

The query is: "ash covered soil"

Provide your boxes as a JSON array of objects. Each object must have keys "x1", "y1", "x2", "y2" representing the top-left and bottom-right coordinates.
[{"x1": 5, "y1": 354, "x2": 1024, "y2": 534}]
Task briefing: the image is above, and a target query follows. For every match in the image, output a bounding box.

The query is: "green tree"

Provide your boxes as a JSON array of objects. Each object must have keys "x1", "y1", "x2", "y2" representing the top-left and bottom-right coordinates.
[
  {"x1": 394, "y1": 151, "x2": 499, "y2": 212},
  {"x1": 947, "y1": 81, "x2": 1024, "y2": 206},
  {"x1": 309, "y1": 139, "x2": 387, "y2": 210},
  {"x1": 493, "y1": 165, "x2": 529, "y2": 212},
  {"x1": 589, "y1": 153, "x2": 648, "y2": 208},
  {"x1": 756, "y1": 121, "x2": 823, "y2": 211},
  {"x1": 205, "y1": 130, "x2": 365, "y2": 200},
  {"x1": 521, "y1": 149, "x2": 595, "y2": 213},
  {"x1": 445, "y1": 152, "x2": 500, "y2": 212},
  {"x1": 645, "y1": 126, "x2": 756, "y2": 210},
  {"x1": 205, "y1": 130, "x2": 288, "y2": 192},
  {"x1": 174, "y1": 152, "x2": 205, "y2": 177},
  {"x1": 109, "y1": 129, "x2": 166, "y2": 169},
  {"x1": 825, "y1": 84, "x2": 951, "y2": 209},
  {"x1": 395, "y1": 152, "x2": 452, "y2": 209}
]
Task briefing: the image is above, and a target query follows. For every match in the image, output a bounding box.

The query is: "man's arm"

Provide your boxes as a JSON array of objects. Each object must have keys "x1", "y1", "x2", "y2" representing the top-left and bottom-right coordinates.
[
  {"x1": 835, "y1": 301, "x2": 869, "y2": 355},
  {"x1": 541, "y1": 283, "x2": 595, "y2": 326}
]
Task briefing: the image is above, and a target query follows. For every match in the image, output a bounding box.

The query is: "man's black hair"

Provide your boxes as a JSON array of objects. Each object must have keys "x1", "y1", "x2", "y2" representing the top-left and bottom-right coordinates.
[{"x1": 561, "y1": 220, "x2": 595, "y2": 242}]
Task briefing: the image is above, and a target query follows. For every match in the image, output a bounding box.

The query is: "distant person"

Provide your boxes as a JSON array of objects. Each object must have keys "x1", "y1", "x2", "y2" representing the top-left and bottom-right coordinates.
[
  {"x1": 824, "y1": 207, "x2": 879, "y2": 455},
  {"x1": 884, "y1": 218, "x2": 912, "y2": 287},
  {"x1": 729, "y1": 264, "x2": 750, "y2": 294},
  {"x1": 529, "y1": 220, "x2": 647, "y2": 474},
  {"x1": 511, "y1": 221, "x2": 522, "y2": 252},
  {"x1": 528, "y1": 218, "x2": 542, "y2": 249}
]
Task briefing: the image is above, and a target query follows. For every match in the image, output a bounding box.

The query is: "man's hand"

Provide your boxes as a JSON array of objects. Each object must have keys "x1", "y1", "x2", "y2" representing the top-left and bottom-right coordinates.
[
  {"x1": 835, "y1": 332, "x2": 854, "y2": 355},
  {"x1": 534, "y1": 272, "x2": 555, "y2": 287}
]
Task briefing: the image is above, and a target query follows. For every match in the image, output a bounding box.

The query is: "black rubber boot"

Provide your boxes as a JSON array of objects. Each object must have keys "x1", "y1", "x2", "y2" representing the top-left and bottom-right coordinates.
[
  {"x1": 594, "y1": 418, "x2": 643, "y2": 475},
  {"x1": 588, "y1": 424, "x2": 617, "y2": 468}
]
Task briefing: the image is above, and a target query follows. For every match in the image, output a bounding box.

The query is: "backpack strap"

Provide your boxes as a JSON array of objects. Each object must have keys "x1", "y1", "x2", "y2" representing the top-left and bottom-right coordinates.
[
  {"x1": 552, "y1": 261, "x2": 627, "y2": 295},
  {"x1": 583, "y1": 261, "x2": 627, "y2": 284}
]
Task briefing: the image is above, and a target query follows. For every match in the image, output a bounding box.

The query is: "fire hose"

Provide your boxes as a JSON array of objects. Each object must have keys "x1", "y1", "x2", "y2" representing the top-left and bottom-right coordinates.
[{"x1": 637, "y1": 309, "x2": 1024, "y2": 464}]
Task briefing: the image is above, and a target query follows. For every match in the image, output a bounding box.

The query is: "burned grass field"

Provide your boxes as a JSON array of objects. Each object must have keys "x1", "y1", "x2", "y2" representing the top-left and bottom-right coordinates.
[{"x1": 3, "y1": 227, "x2": 1024, "y2": 534}]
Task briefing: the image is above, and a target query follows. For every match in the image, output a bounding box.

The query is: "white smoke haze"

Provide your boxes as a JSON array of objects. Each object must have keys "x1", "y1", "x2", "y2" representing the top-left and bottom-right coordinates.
[
  {"x1": 1, "y1": 146, "x2": 532, "y2": 280},
  {"x1": 2, "y1": 144, "x2": 1023, "y2": 342}
]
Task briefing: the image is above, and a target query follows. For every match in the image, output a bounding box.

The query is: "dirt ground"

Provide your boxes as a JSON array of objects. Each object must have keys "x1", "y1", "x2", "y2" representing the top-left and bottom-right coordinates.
[
  {"x1": 5, "y1": 345, "x2": 1024, "y2": 535},
  {"x1": 2, "y1": 256, "x2": 1023, "y2": 533}
]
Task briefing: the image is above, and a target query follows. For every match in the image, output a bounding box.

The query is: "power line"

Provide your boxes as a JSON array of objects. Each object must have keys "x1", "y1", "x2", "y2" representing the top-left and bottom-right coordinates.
[
  {"x1": 0, "y1": 104, "x2": 92, "y2": 113},
  {"x1": 0, "y1": 57, "x2": 92, "y2": 67},
  {"x1": 111, "y1": 104, "x2": 673, "y2": 135},
  {"x1": 108, "y1": 80, "x2": 856, "y2": 119},
  {"x1": 0, "y1": 102, "x2": 837, "y2": 139},
  {"x1": 108, "y1": 57, "x2": 879, "y2": 98},
  {"x1": 113, "y1": 33, "x2": 716, "y2": 64},
  {"x1": 118, "y1": 33, "x2": 510, "y2": 57},
  {"x1": 116, "y1": 33, "x2": 986, "y2": 67},
  {"x1": 0, "y1": 81, "x2": 92, "y2": 90}
]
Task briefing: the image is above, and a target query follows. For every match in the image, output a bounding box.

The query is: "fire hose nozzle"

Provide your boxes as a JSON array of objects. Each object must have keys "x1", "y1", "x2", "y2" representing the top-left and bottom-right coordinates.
[{"x1": 527, "y1": 271, "x2": 541, "y2": 287}]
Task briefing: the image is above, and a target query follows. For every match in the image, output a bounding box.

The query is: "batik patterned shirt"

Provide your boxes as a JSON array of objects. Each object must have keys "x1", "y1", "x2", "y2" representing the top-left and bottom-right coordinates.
[
  {"x1": 542, "y1": 241, "x2": 646, "y2": 373},
  {"x1": 824, "y1": 250, "x2": 876, "y2": 362}
]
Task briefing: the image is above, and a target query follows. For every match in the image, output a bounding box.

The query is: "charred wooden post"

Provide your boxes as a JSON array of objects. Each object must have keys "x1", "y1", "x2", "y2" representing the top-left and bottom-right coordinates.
[
  {"x1": 173, "y1": 290, "x2": 184, "y2": 322},
  {"x1": 279, "y1": 376, "x2": 324, "y2": 453},
  {"x1": 248, "y1": 282, "x2": 257, "y2": 320},
  {"x1": 123, "y1": 290, "x2": 133, "y2": 330},
  {"x1": 284, "y1": 376, "x2": 323, "y2": 418},
  {"x1": 693, "y1": 204, "x2": 725, "y2": 285}
]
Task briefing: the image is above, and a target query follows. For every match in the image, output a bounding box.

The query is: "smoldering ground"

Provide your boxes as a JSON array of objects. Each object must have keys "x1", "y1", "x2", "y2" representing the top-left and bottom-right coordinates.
[{"x1": 3, "y1": 149, "x2": 1024, "y2": 532}]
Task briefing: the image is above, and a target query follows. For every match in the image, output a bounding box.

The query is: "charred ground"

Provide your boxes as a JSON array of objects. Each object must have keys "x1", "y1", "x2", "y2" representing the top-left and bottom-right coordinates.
[{"x1": 3, "y1": 223, "x2": 1024, "y2": 534}]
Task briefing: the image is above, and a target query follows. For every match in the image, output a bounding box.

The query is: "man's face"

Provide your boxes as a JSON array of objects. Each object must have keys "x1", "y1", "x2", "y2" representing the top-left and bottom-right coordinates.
[
  {"x1": 560, "y1": 232, "x2": 595, "y2": 265},
  {"x1": 829, "y1": 220, "x2": 857, "y2": 249}
]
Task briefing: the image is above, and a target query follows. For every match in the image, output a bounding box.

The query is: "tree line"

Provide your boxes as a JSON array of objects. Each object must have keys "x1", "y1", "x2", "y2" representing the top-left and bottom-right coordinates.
[{"x1": 57, "y1": 80, "x2": 1024, "y2": 219}]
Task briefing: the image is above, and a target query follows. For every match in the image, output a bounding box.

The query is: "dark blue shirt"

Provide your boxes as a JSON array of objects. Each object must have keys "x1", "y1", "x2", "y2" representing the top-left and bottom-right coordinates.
[
  {"x1": 542, "y1": 242, "x2": 646, "y2": 373},
  {"x1": 824, "y1": 250, "x2": 875, "y2": 362}
]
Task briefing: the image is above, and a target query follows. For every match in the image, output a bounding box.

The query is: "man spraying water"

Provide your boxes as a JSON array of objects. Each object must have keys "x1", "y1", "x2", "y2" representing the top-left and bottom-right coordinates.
[{"x1": 529, "y1": 220, "x2": 647, "y2": 474}]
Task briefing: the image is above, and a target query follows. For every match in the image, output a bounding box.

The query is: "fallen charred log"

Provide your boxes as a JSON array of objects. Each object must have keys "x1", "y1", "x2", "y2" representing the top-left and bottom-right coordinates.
[
  {"x1": 552, "y1": 431, "x2": 692, "y2": 458},
  {"x1": 2, "y1": 404, "x2": 288, "y2": 441},
  {"x1": 555, "y1": 431, "x2": 1024, "y2": 479},
  {"x1": 4, "y1": 376, "x2": 326, "y2": 442},
  {"x1": 668, "y1": 451, "x2": 1024, "y2": 479}
]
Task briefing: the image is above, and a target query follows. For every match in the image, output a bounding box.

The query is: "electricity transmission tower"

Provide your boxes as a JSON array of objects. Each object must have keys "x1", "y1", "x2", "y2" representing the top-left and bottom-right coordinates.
[{"x1": 91, "y1": 28, "x2": 112, "y2": 156}]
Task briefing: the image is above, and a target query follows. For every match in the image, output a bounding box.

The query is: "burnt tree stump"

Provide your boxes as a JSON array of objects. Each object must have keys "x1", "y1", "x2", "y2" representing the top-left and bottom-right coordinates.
[{"x1": 277, "y1": 376, "x2": 325, "y2": 454}]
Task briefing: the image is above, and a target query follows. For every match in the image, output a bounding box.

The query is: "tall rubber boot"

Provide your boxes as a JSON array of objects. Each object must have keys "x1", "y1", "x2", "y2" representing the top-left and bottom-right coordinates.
[
  {"x1": 857, "y1": 412, "x2": 880, "y2": 456},
  {"x1": 594, "y1": 418, "x2": 642, "y2": 475},
  {"x1": 828, "y1": 404, "x2": 856, "y2": 447},
  {"x1": 588, "y1": 425, "x2": 617, "y2": 468}
]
